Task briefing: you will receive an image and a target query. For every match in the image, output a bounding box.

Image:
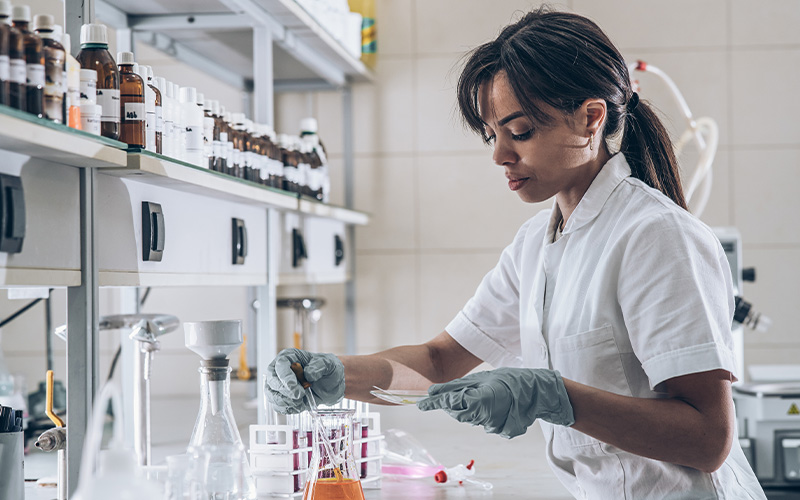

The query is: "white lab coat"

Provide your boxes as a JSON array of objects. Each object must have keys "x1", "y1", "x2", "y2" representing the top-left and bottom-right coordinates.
[{"x1": 446, "y1": 154, "x2": 765, "y2": 499}]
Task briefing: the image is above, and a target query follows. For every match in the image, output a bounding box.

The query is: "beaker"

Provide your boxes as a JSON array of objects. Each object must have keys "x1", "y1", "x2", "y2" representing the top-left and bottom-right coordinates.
[{"x1": 304, "y1": 409, "x2": 365, "y2": 500}]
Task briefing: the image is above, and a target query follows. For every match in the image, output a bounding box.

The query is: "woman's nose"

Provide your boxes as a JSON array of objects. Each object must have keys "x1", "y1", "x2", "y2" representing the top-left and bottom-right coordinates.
[{"x1": 492, "y1": 138, "x2": 518, "y2": 166}]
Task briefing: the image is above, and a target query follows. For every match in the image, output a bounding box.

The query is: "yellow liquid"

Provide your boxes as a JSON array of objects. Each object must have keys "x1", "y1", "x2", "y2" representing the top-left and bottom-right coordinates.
[{"x1": 303, "y1": 478, "x2": 364, "y2": 500}]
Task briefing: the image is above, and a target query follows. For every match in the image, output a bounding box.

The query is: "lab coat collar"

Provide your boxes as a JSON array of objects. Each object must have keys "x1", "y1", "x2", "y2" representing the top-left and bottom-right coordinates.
[{"x1": 553, "y1": 153, "x2": 632, "y2": 236}]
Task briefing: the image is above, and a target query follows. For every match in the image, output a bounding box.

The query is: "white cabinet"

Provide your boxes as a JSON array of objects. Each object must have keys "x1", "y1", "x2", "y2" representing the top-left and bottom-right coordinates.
[
  {"x1": 96, "y1": 174, "x2": 268, "y2": 287},
  {"x1": 277, "y1": 214, "x2": 348, "y2": 285}
]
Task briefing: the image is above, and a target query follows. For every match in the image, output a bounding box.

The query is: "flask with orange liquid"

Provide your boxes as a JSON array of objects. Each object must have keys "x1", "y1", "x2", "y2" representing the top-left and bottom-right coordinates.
[{"x1": 303, "y1": 408, "x2": 365, "y2": 500}]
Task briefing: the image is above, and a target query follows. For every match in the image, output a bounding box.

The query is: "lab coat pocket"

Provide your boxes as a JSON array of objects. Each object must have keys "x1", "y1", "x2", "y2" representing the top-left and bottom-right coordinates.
[{"x1": 551, "y1": 324, "x2": 631, "y2": 396}]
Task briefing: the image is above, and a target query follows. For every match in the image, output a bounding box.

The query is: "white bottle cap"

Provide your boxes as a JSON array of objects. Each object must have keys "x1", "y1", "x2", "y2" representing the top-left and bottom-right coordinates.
[
  {"x1": 12, "y1": 5, "x2": 31, "y2": 22},
  {"x1": 300, "y1": 117, "x2": 318, "y2": 134},
  {"x1": 203, "y1": 99, "x2": 213, "y2": 111},
  {"x1": 80, "y1": 102, "x2": 102, "y2": 116},
  {"x1": 155, "y1": 77, "x2": 166, "y2": 92},
  {"x1": 0, "y1": 1, "x2": 11, "y2": 18},
  {"x1": 179, "y1": 86, "x2": 197, "y2": 104},
  {"x1": 61, "y1": 32, "x2": 71, "y2": 53},
  {"x1": 52, "y1": 24, "x2": 63, "y2": 38},
  {"x1": 196, "y1": 92, "x2": 204, "y2": 105},
  {"x1": 80, "y1": 68, "x2": 97, "y2": 81},
  {"x1": 231, "y1": 112, "x2": 245, "y2": 125},
  {"x1": 165, "y1": 82, "x2": 174, "y2": 99},
  {"x1": 210, "y1": 100, "x2": 220, "y2": 116},
  {"x1": 80, "y1": 23, "x2": 109, "y2": 45},
  {"x1": 135, "y1": 63, "x2": 147, "y2": 80},
  {"x1": 33, "y1": 14, "x2": 55, "y2": 31},
  {"x1": 144, "y1": 66, "x2": 153, "y2": 81},
  {"x1": 117, "y1": 51, "x2": 135, "y2": 65}
]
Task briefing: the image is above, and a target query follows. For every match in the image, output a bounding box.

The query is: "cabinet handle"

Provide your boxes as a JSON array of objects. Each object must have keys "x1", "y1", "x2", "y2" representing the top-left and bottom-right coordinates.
[
  {"x1": 0, "y1": 174, "x2": 25, "y2": 254},
  {"x1": 292, "y1": 228, "x2": 307, "y2": 268},
  {"x1": 142, "y1": 201, "x2": 165, "y2": 262},
  {"x1": 335, "y1": 234, "x2": 344, "y2": 267},
  {"x1": 232, "y1": 218, "x2": 247, "y2": 265}
]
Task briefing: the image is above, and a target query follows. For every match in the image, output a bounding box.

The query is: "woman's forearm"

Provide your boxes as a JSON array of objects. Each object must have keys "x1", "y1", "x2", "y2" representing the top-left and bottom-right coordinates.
[{"x1": 563, "y1": 370, "x2": 734, "y2": 473}]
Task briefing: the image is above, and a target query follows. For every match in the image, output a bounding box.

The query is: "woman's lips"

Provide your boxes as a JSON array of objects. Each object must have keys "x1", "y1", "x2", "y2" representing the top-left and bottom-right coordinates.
[{"x1": 508, "y1": 177, "x2": 529, "y2": 191}]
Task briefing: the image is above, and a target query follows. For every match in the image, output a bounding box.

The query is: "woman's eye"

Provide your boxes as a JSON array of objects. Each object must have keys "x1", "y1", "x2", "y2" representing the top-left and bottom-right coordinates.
[
  {"x1": 484, "y1": 134, "x2": 496, "y2": 145},
  {"x1": 511, "y1": 130, "x2": 533, "y2": 141}
]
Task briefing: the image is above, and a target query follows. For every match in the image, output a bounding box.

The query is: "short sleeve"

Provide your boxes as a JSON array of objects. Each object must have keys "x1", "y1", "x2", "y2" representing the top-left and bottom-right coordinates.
[
  {"x1": 618, "y1": 213, "x2": 737, "y2": 390},
  {"x1": 446, "y1": 215, "x2": 544, "y2": 368}
]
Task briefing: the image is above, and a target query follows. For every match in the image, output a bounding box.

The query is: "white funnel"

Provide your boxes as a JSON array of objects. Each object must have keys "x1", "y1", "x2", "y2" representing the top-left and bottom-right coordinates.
[{"x1": 184, "y1": 320, "x2": 242, "y2": 361}]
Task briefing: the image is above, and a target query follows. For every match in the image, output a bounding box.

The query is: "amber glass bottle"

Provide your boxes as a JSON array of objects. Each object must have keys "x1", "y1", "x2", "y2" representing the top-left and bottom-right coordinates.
[
  {"x1": 12, "y1": 5, "x2": 43, "y2": 118},
  {"x1": 33, "y1": 14, "x2": 65, "y2": 123},
  {"x1": 117, "y1": 53, "x2": 144, "y2": 147},
  {"x1": 0, "y1": 1, "x2": 10, "y2": 106},
  {"x1": 3, "y1": 4, "x2": 24, "y2": 111},
  {"x1": 76, "y1": 24, "x2": 119, "y2": 140}
]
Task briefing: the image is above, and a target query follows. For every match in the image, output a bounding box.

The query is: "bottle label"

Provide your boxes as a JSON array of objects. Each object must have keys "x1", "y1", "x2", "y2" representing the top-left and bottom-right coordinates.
[
  {"x1": 0, "y1": 55, "x2": 9, "y2": 81},
  {"x1": 155, "y1": 106, "x2": 163, "y2": 133},
  {"x1": 123, "y1": 102, "x2": 145, "y2": 122},
  {"x1": 26, "y1": 63, "x2": 45, "y2": 87},
  {"x1": 185, "y1": 126, "x2": 203, "y2": 151},
  {"x1": 80, "y1": 80, "x2": 96, "y2": 102},
  {"x1": 220, "y1": 132, "x2": 228, "y2": 143},
  {"x1": 97, "y1": 89, "x2": 120, "y2": 122},
  {"x1": 146, "y1": 110, "x2": 155, "y2": 130},
  {"x1": 45, "y1": 62, "x2": 65, "y2": 97},
  {"x1": 10, "y1": 59, "x2": 26, "y2": 84}
]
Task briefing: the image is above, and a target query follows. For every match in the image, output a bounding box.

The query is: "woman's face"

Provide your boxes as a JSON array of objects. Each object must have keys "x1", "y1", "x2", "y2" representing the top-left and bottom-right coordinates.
[{"x1": 479, "y1": 72, "x2": 593, "y2": 204}]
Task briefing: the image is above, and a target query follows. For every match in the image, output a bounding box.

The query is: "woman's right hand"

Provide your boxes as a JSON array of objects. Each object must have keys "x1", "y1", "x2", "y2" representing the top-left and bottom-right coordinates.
[{"x1": 265, "y1": 348, "x2": 345, "y2": 414}]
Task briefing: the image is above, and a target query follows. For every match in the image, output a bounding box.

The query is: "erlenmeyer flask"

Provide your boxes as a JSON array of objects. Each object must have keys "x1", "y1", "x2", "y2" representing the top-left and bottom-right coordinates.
[{"x1": 304, "y1": 409, "x2": 365, "y2": 500}]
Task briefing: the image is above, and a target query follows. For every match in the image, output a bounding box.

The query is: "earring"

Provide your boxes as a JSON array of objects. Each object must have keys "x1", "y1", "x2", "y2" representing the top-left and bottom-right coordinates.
[{"x1": 589, "y1": 132, "x2": 594, "y2": 151}]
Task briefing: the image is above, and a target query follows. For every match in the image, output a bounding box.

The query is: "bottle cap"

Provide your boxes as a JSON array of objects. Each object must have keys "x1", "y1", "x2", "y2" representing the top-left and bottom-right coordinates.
[
  {"x1": 132, "y1": 62, "x2": 139, "y2": 74},
  {"x1": 117, "y1": 51, "x2": 135, "y2": 65},
  {"x1": 12, "y1": 5, "x2": 31, "y2": 22},
  {"x1": 165, "y1": 81, "x2": 174, "y2": 99},
  {"x1": 52, "y1": 24, "x2": 63, "y2": 38},
  {"x1": 196, "y1": 92, "x2": 204, "y2": 105},
  {"x1": 61, "y1": 32, "x2": 71, "y2": 53},
  {"x1": 300, "y1": 117, "x2": 318, "y2": 134},
  {"x1": 135, "y1": 63, "x2": 147, "y2": 81},
  {"x1": 144, "y1": 66, "x2": 153, "y2": 81},
  {"x1": 80, "y1": 23, "x2": 108, "y2": 45},
  {"x1": 231, "y1": 112, "x2": 245, "y2": 125},
  {"x1": 80, "y1": 68, "x2": 97, "y2": 81},
  {"x1": 33, "y1": 13, "x2": 55, "y2": 31},
  {"x1": 80, "y1": 102, "x2": 102, "y2": 116},
  {"x1": 155, "y1": 76, "x2": 166, "y2": 92},
  {"x1": 179, "y1": 86, "x2": 197, "y2": 104},
  {"x1": 203, "y1": 99, "x2": 213, "y2": 112},
  {"x1": 0, "y1": 1, "x2": 11, "y2": 18}
]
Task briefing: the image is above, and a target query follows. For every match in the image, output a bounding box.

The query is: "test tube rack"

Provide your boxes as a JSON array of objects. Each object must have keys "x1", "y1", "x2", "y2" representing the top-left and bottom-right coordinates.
[{"x1": 249, "y1": 400, "x2": 384, "y2": 498}]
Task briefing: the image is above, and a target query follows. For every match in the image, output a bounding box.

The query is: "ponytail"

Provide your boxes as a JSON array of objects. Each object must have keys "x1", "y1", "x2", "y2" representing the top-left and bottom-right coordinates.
[{"x1": 620, "y1": 98, "x2": 687, "y2": 210}]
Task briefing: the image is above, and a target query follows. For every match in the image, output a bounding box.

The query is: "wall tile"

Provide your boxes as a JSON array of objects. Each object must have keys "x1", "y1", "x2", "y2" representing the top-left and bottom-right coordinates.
[
  {"x1": 622, "y1": 49, "x2": 730, "y2": 147},
  {"x1": 376, "y1": 0, "x2": 414, "y2": 57},
  {"x1": 573, "y1": 0, "x2": 727, "y2": 50},
  {"x1": 417, "y1": 153, "x2": 549, "y2": 250},
  {"x1": 354, "y1": 155, "x2": 417, "y2": 251},
  {"x1": 414, "y1": 0, "x2": 553, "y2": 55},
  {"x1": 354, "y1": 253, "x2": 417, "y2": 353},
  {"x1": 731, "y1": 49, "x2": 800, "y2": 146},
  {"x1": 731, "y1": 0, "x2": 800, "y2": 46},
  {"x1": 414, "y1": 57, "x2": 487, "y2": 154},
  {"x1": 732, "y1": 149, "x2": 800, "y2": 245},
  {"x1": 419, "y1": 252, "x2": 504, "y2": 345}
]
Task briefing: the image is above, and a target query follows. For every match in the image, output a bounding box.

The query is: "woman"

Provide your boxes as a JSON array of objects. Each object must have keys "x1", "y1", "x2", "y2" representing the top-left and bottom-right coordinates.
[{"x1": 267, "y1": 8, "x2": 765, "y2": 499}]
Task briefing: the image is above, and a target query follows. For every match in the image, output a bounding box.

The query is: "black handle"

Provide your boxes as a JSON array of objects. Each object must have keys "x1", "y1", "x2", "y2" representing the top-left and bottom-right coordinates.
[
  {"x1": 232, "y1": 218, "x2": 247, "y2": 265},
  {"x1": 142, "y1": 201, "x2": 164, "y2": 262},
  {"x1": 0, "y1": 174, "x2": 25, "y2": 254},
  {"x1": 292, "y1": 228, "x2": 307, "y2": 268},
  {"x1": 335, "y1": 234, "x2": 344, "y2": 267}
]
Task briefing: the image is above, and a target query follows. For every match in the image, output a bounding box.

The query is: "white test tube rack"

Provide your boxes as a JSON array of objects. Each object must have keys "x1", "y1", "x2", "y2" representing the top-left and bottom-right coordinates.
[{"x1": 249, "y1": 400, "x2": 384, "y2": 498}]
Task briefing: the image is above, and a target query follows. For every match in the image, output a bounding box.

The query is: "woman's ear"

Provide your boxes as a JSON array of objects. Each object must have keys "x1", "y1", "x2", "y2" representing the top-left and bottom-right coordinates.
[{"x1": 582, "y1": 98, "x2": 607, "y2": 135}]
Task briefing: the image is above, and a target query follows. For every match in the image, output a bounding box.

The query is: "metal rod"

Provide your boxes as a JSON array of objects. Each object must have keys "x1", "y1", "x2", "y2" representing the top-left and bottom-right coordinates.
[
  {"x1": 342, "y1": 86, "x2": 356, "y2": 355},
  {"x1": 252, "y1": 25, "x2": 273, "y2": 125},
  {"x1": 132, "y1": 344, "x2": 150, "y2": 465}
]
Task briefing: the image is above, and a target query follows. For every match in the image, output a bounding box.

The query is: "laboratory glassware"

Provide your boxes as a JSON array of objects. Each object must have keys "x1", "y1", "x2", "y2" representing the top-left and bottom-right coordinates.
[
  {"x1": 304, "y1": 409, "x2": 365, "y2": 500},
  {"x1": 77, "y1": 23, "x2": 119, "y2": 140},
  {"x1": 12, "y1": 5, "x2": 44, "y2": 118},
  {"x1": 185, "y1": 320, "x2": 256, "y2": 499}
]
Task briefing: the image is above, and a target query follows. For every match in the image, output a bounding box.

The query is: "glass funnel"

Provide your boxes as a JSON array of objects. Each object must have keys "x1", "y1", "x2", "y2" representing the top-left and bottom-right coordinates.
[
  {"x1": 188, "y1": 362, "x2": 256, "y2": 499},
  {"x1": 304, "y1": 409, "x2": 365, "y2": 500}
]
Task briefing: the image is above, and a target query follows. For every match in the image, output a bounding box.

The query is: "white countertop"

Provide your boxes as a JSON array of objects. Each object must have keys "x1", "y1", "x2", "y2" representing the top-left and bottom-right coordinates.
[{"x1": 25, "y1": 391, "x2": 573, "y2": 499}]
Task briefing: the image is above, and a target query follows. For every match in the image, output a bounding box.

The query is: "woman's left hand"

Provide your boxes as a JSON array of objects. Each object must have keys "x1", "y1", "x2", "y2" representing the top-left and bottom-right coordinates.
[{"x1": 417, "y1": 367, "x2": 575, "y2": 438}]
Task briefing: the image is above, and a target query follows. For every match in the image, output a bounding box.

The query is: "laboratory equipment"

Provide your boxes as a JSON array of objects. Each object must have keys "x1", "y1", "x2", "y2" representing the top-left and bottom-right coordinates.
[
  {"x1": 185, "y1": 319, "x2": 257, "y2": 499},
  {"x1": 0, "y1": 403, "x2": 24, "y2": 500},
  {"x1": 304, "y1": 408, "x2": 365, "y2": 500},
  {"x1": 629, "y1": 60, "x2": 718, "y2": 218},
  {"x1": 33, "y1": 370, "x2": 67, "y2": 500},
  {"x1": 277, "y1": 297, "x2": 325, "y2": 351},
  {"x1": 369, "y1": 386, "x2": 428, "y2": 406},
  {"x1": 434, "y1": 460, "x2": 493, "y2": 491}
]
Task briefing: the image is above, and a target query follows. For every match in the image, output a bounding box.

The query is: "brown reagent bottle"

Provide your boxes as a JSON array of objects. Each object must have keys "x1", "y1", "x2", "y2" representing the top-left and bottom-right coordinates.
[
  {"x1": 117, "y1": 52, "x2": 144, "y2": 147},
  {"x1": 0, "y1": 1, "x2": 11, "y2": 106},
  {"x1": 76, "y1": 23, "x2": 119, "y2": 140},
  {"x1": 2, "y1": 2, "x2": 24, "y2": 111},
  {"x1": 33, "y1": 14, "x2": 65, "y2": 123},
  {"x1": 12, "y1": 5, "x2": 43, "y2": 118}
]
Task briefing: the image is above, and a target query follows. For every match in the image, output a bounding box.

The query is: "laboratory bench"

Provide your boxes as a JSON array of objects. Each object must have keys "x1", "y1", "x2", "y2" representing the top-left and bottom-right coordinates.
[{"x1": 24, "y1": 391, "x2": 573, "y2": 499}]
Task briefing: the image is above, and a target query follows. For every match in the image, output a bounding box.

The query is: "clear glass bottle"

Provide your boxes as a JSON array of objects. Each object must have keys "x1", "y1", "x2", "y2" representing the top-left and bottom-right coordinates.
[
  {"x1": 33, "y1": 14, "x2": 65, "y2": 123},
  {"x1": 137, "y1": 63, "x2": 156, "y2": 152},
  {"x1": 117, "y1": 52, "x2": 144, "y2": 147},
  {"x1": 0, "y1": 1, "x2": 10, "y2": 106},
  {"x1": 188, "y1": 362, "x2": 256, "y2": 499},
  {"x1": 77, "y1": 23, "x2": 119, "y2": 140},
  {"x1": 3, "y1": 2, "x2": 25, "y2": 111},
  {"x1": 303, "y1": 409, "x2": 365, "y2": 500},
  {"x1": 147, "y1": 69, "x2": 162, "y2": 154},
  {"x1": 12, "y1": 5, "x2": 43, "y2": 118},
  {"x1": 61, "y1": 32, "x2": 81, "y2": 129}
]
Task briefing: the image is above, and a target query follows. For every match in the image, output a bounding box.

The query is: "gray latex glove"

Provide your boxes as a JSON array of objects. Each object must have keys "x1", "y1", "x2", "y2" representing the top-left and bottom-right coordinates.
[
  {"x1": 417, "y1": 367, "x2": 574, "y2": 438},
  {"x1": 265, "y1": 348, "x2": 345, "y2": 414}
]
